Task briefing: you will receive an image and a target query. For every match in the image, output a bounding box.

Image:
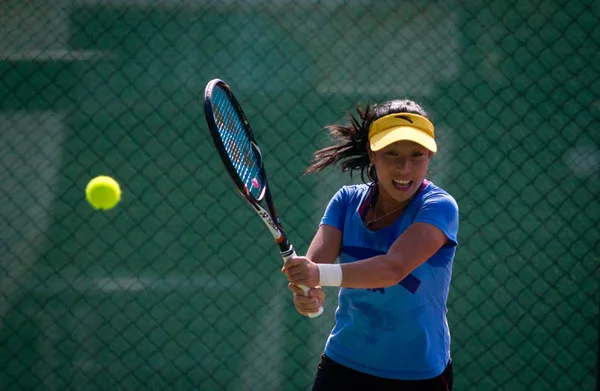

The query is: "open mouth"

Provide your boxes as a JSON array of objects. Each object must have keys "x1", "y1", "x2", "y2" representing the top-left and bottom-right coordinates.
[{"x1": 392, "y1": 179, "x2": 412, "y2": 190}]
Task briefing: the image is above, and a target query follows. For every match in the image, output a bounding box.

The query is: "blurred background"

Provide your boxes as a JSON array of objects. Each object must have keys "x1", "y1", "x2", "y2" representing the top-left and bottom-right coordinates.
[{"x1": 0, "y1": 0, "x2": 598, "y2": 390}]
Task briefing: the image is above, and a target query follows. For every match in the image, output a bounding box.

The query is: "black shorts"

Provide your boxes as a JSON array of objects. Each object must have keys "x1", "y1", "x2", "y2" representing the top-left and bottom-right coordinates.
[{"x1": 312, "y1": 354, "x2": 453, "y2": 391}]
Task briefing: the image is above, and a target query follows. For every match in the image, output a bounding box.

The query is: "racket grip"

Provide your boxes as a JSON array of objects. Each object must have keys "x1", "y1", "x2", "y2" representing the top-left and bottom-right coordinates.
[{"x1": 282, "y1": 250, "x2": 324, "y2": 318}]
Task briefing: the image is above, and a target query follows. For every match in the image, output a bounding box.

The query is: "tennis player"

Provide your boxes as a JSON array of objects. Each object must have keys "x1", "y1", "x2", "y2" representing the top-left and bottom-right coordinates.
[{"x1": 282, "y1": 99, "x2": 458, "y2": 390}]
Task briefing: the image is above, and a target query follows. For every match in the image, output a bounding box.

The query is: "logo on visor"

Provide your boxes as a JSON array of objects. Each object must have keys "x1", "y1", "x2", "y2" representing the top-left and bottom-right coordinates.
[{"x1": 395, "y1": 115, "x2": 413, "y2": 123}]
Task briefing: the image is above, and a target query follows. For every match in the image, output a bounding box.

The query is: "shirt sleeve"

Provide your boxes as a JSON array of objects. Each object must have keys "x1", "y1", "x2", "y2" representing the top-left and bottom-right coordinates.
[
  {"x1": 320, "y1": 187, "x2": 348, "y2": 231},
  {"x1": 414, "y1": 192, "x2": 459, "y2": 246}
]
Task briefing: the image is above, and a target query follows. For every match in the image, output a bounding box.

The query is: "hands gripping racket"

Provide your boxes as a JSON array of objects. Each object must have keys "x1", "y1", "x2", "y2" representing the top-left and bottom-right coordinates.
[{"x1": 203, "y1": 79, "x2": 323, "y2": 318}]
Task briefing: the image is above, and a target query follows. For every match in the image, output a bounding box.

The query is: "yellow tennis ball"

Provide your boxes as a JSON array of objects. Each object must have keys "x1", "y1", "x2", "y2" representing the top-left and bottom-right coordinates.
[{"x1": 85, "y1": 176, "x2": 121, "y2": 210}]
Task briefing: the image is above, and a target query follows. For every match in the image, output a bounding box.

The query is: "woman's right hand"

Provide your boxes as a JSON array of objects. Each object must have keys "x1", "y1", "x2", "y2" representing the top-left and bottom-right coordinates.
[{"x1": 288, "y1": 283, "x2": 325, "y2": 317}]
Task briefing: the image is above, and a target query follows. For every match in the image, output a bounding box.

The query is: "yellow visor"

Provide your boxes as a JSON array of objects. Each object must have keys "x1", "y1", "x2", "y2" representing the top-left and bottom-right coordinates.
[{"x1": 368, "y1": 113, "x2": 437, "y2": 153}]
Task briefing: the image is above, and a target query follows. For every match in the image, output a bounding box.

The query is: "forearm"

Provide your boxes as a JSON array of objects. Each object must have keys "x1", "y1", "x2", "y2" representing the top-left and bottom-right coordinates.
[
  {"x1": 341, "y1": 255, "x2": 407, "y2": 288},
  {"x1": 306, "y1": 241, "x2": 335, "y2": 264},
  {"x1": 317, "y1": 223, "x2": 448, "y2": 289},
  {"x1": 306, "y1": 225, "x2": 341, "y2": 264},
  {"x1": 317, "y1": 254, "x2": 407, "y2": 289}
]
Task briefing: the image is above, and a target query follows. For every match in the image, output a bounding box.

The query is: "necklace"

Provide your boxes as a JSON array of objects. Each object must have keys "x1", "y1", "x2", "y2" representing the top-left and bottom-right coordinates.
[{"x1": 365, "y1": 200, "x2": 407, "y2": 227}]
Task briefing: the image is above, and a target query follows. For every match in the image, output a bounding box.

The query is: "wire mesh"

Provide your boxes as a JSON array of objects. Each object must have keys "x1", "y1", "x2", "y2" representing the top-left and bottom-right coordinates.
[{"x1": 0, "y1": 0, "x2": 598, "y2": 390}]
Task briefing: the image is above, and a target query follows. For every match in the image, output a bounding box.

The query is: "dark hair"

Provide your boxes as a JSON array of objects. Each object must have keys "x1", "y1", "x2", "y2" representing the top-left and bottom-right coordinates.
[{"x1": 305, "y1": 99, "x2": 430, "y2": 183}]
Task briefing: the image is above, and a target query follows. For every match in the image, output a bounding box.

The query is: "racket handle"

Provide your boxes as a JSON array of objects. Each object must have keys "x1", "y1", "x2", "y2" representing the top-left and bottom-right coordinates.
[{"x1": 283, "y1": 250, "x2": 324, "y2": 318}]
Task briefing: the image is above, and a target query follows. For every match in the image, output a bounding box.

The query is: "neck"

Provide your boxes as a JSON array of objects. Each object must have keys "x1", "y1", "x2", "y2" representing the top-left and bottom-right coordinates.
[
  {"x1": 365, "y1": 194, "x2": 409, "y2": 228},
  {"x1": 373, "y1": 198, "x2": 407, "y2": 219},
  {"x1": 373, "y1": 180, "x2": 426, "y2": 213},
  {"x1": 376, "y1": 197, "x2": 408, "y2": 214}
]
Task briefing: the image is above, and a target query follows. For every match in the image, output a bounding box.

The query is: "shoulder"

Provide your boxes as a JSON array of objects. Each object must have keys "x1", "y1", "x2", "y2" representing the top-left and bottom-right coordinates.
[
  {"x1": 322, "y1": 183, "x2": 371, "y2": 227},
  {"x1": 333, "y1": 183, "x2": 372, "y2": 201},
  {"x1": 413, "y1": 181, "x2": 460, "y2": 240},
  {"x1": 418, "y1": 182, "x2": 459, "y2": 212}
]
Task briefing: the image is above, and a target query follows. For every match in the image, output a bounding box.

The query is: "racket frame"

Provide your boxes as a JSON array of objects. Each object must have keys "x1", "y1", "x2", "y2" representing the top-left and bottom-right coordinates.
[
  {"x1": 204, "y1": 79, "x2": 293, "y2": 258},
  {"x1": 204, "y1": 78, "x2": 323, "y2": 317}
]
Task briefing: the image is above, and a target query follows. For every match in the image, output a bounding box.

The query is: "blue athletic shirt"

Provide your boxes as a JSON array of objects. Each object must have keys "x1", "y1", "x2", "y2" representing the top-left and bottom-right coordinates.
[{"x1": 320, "y1": 180, "x2": 459, "y2": 380}]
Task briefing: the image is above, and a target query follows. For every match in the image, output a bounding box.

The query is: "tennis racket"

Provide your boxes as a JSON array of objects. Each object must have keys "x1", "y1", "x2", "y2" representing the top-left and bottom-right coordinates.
[{"x1": 203, "y1": 78, "x2": 323, "y2": 318}]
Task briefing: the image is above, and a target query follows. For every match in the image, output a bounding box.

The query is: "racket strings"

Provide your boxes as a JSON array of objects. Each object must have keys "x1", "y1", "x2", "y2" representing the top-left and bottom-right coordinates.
[{"x1": 212, "y1": 88, "x2": 265, "y2": 197}]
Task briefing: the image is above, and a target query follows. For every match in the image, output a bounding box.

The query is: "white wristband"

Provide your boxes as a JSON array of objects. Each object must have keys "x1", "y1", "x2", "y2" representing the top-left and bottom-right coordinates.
[{"x1": 317, "y1": 263, "x2": 343, "y2": 287}]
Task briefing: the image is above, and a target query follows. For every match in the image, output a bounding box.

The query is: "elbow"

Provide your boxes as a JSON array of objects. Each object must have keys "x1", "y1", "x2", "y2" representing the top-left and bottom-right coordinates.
[
  {"x1": 389, "y1": 271, "x2": 410, "y2": 287},
  {"x1": 384, "y1": 256, "x2": 410, "y2": 287}
]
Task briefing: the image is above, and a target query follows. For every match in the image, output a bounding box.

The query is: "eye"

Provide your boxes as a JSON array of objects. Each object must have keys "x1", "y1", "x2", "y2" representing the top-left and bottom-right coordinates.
[
  {"x1": 385, "y1": 150, "x2": 399, "y2": 156},
  {"x1": 412, "y1": 151, "x2": 425, "y2": 158}
]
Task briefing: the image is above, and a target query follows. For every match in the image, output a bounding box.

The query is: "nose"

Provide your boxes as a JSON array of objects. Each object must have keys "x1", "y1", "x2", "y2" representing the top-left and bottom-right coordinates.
[{"x1": 396, "y1": 157, "x2": 410, "y2": 172}]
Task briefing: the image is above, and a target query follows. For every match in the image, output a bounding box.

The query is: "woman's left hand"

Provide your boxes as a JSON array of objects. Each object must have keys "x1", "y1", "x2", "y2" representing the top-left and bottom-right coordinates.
[{"x1": 282, "y1": 256, "x2": 320, "y2": 288}]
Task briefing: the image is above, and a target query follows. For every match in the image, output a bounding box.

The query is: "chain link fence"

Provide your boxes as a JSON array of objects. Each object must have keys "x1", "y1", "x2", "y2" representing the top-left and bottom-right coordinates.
[{"x1": 1, "y1": 0, "x2": 599, "y2": 390}]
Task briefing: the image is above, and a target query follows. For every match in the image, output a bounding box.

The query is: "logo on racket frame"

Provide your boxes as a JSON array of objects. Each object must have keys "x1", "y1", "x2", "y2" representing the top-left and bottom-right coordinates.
[{"x1": 254, "y1": 202, "x2": 283, "y2": 242}]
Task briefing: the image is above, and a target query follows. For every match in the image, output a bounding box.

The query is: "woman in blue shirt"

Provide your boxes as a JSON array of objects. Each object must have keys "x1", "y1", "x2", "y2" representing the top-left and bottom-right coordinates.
[{"x1": 282, "y1": 99, "x2": 458, "y2": 391}]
